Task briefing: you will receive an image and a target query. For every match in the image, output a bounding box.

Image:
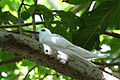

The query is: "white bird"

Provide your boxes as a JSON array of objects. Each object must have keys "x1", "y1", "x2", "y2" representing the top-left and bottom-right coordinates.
[{"x1": 35, "y1": 28, "x2": 109, "y2": 59}]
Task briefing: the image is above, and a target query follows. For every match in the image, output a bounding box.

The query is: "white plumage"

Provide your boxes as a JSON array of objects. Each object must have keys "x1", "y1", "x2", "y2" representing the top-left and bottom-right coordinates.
[{"x1": 37, "y1": 28, "x2": 109, "y2": 59}]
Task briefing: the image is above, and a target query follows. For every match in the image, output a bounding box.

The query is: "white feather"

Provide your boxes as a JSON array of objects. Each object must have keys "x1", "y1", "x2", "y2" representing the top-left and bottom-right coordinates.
[{"x1": 37, "y1": 28, "x2": 109, "y2": 59}]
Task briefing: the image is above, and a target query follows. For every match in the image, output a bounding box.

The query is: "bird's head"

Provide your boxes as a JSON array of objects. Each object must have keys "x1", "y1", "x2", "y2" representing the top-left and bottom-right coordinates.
[
  {"x1": 37, "y1": 28, "x2": 52, "y2": 42},
  {"x1": 37, "y1": 28, "x2": 52, "y2": 36},
  {"x1": 29, "y1": 28, "x2": 52, "y2": 41},
  {"x1": 30, "y1": 28, "x2": 51, "y2": 35}
]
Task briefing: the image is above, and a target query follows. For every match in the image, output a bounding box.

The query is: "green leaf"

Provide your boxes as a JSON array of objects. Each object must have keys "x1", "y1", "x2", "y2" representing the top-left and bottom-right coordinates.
[
  {"x1": 0, "y1": 51, "x2": 17, "y2": 72},
  {"x1": 37, "y1": 66, "x2": 51, "y2": 75},
  {"x1": 109, "y1": 38, "x2": 120, "y2": 55},
  {"x1": 0, "y1": 0, "x2": 19, "y2": 11},
  {"x1": 0, "y1": 11, "x2": 18, "y2": 24},
  {"x1": 0, "y1": 63, "x2": 16, "y2": 72},
  {"x1": 109, "y1": 4, "x2": 120, "y2": 29},
  {"x1": 97, "y1": 0, "x2": 120, "y2": 2},
  {"x1": 21, "y1": 59, "x2": 36, "y2": 69},
  {"x1": 72, "y1": 2, "x2": 118, "y2": 50},
  {"x1": 56, "y1": 11, "x2": 81, "y2": 31},
  {"x1": 0, "y1": 51, "x2": 16, "y2": 61},
  {"x1": 36, "y1": 4, "x2": 54, "y2": 27},
  {"x1": 49, "y1": 21, "x2": 71, "y2": 41},
  {"x1": 21, "y1": 11, "x2": 30, "y2": 20},
  {"x1": 64, "y1": 0, "x2": 90, "y2": 5}
]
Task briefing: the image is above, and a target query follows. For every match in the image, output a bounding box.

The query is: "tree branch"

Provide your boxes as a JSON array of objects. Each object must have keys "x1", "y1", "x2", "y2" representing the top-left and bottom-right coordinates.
[
  {"x1": 0, "y1": 21, "x2": 60, "y2": 28},
  {"x1": 0, "y1": 31, "x2": 104, "y2": 80},
  {"x1": 18, "y1": 0, "x2": 24, "y2": 34},
  {"x1": 104, "y1": 30, "x2": 120, "y2": 38},
  {"x1": 0, "y1": 57, "x2": 23, "y2": 65},
  {"x1": 1, "y1": 22, "x2": 120, "y2": 39},
  {"x1": 31, "y1": 0, "x2": 38, "y2": 39},
  {"x1": 24, "y1": 64, "x2": 38, "y2": 80},
  {"x1": 92, "y1": 61, "x2": 120, "y2": 67}
]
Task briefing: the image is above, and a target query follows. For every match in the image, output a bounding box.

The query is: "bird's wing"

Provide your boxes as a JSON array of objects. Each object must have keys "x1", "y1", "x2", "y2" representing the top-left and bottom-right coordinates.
[
  {"x1": 42, "y1": 34, "x2": 109, "y2": 59},
  {"x1": 42, "y1": 34, "x2": 74, "y2": 49}
]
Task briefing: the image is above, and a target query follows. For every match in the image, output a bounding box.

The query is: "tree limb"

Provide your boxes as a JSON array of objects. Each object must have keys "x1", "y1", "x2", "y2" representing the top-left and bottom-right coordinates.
[
  {"x1": 0, "y1": 31, "x2": 104, "y2": 80},
  {"x1": 24, "y1": 64, "x2": 38, "y2": 80},
  {"x1": 92, "y1": 61, "x2": 120, "y2": 67},
  {"x1": 104, "y1": 30, "x2": 120, "y2": 39},
  {"x1": 31, "y1": 0, "x2": 38, "y2": 39},
  {"x1": 0, "y1": 57, "x2": 23, "y2": 65},
  {"x1": 0, "y1": 22, "x2": 120, "y2": 39},
  {"x1": 0, "y1": 21, "x2": 60, "y2": 28},
  {"x1": 18, "y1": 0, "x2": 24, "y2": 34}
]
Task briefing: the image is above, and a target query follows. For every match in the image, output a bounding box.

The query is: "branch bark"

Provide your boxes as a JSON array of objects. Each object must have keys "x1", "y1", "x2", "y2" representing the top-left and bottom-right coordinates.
[
  {"x1": 104, "y1": 30, "x2": 120, "y2": 38},
  {"x1": 31, "y1": 0, "x2": 38, "y2": 39},
  {"x1": 92, "y1": 61, "x2": 120, "y2": 67},
  {"x1": 0, "y1": 22, "x2": 120, "y2": 39},
  {"x1": 24, "y1": 64, "x2": 38, "y2": 80},
  {"x1": 18, "y1": 0, "x2": 24, "y2": 34},
  {"x1": 0, "y1": 31, "x2": 104, "y2": 80},
  {"x1": 0, "y1": 57, "x2": 23, "y2": 65}
]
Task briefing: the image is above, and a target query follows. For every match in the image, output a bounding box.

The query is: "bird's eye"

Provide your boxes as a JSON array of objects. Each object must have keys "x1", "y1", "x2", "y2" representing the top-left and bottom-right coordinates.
[{"x1": 41, "y1": 29, "x2": 45, "y2": 32}]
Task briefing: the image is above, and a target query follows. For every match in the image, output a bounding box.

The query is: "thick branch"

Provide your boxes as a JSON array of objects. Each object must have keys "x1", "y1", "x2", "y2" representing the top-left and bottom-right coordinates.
[{"x1": 0, "y1": 31, "x2": 104, "y2": 80}]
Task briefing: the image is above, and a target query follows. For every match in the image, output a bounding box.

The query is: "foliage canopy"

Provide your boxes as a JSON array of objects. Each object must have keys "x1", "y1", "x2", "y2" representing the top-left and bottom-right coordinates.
[{"x1": 0, "y1": 0, "x2": 120, "y2": 80}]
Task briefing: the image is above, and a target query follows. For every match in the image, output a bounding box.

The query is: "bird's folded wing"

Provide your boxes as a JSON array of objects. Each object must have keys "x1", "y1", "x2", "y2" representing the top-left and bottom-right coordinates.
[{"x1": 42, "y1": 34, "x2": 74, "y2": 49}]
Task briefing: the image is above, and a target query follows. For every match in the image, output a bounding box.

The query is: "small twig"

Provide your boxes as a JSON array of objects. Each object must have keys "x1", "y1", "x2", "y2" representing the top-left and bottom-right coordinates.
[
  {"x1": 92, "y1": 61, "x2": 120, "y2": 67},
  {"x1": 31, "y1": 0, "x2": 38, "y2": 39},
  {"x1": 0, "y1": 21, "x2": 46, "y2": 28},
  {"x1": 23, "y1": 4, "x2": 31, "y2": 14},
  {"x1": 40, "y1": 15, "x2": 47, "y2": 28},
  {"x1": 0, "y1": 21, "x2": 61, "y2": 28},
  {"x1": 104, "y1": 30, "x2": 120, "y2": 39},
  {"x1": 18, "y1": 0, "x2": 24, "y2": 34},
  {"x1": 23, "y1": 3, "x2": 32, "y2": 7},
  {"x1": 24, "y1": 64, "x2": 38, "y2": 80},
  {"x1": 111, "y1": 56, "x2": 120, "y2": 62},
  {"x1": 9, "y1": 73, "x2": 21, "y2": 80},
  {"x1": 0, "y1": 57, "x2": 23, "y2": 65},
  {"x1": 0, "y1": 21, "x2": 120, "y2": 39},
  {"x1": 6, "y1": 30, "x2": 36, "y2": 34}
]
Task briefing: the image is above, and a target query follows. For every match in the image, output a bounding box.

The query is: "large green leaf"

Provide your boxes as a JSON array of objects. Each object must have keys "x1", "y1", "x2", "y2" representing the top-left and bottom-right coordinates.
[
  {"x1": 0, "y1": 0, "x2": 19, "y2": 11},
  {"x1": 0, "y1": 11, "x2": 18, "y2": 24},
  {"x1": 63, "y1": 0, "x2": 90, "y2": 5},
  {"x1": 72, "y1": 2, "x2": 119, "y2": 50},
  {"x1": 109, "y1": 38, "x2": 120, "y2": 55},
  {"x1": 109, "y1": 5, "x2": 120, "y2": 29},
  {"x1": 97, "y1": 0, "x2": 120, "y2": 2},
  {"x1": 36, "y1": 4, "x2": 54, "y2": 27},
  {"x1": 0, "y1": 51, "x2": 17, "y2": 72},
  {"x1": 21, "y1": 4, "x2": 54, "y2": 27},
  {"x1": 49, "y1": 21, "x2": 71, "y2": 41},
  {"x1": 56, "y1": 11, "x2": 82, "y2": 31}
]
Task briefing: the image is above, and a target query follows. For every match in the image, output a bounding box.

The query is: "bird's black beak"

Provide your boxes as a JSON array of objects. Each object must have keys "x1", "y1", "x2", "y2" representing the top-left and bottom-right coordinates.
[{"x1": 28, "y1": 31, "x2": 39, "y2": 34}]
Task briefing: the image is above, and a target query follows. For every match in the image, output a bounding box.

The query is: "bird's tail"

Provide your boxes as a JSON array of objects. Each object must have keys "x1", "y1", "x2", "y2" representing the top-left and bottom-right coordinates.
[{"x1": 69, "y1": 45, "x2": 109, "y2": 59}]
